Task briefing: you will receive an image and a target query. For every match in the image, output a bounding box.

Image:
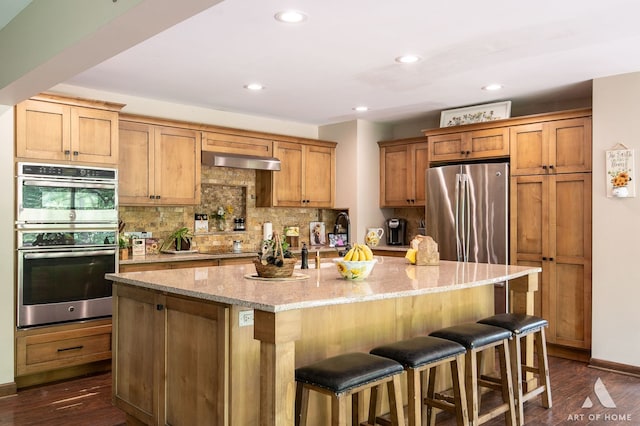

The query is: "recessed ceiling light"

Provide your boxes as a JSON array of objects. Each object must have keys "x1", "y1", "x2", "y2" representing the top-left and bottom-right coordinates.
[
  {"x1": 353, "y1": 106, "x2": 369, "y2": 112},
  {"x1": 274, "y1": 10, "x2": 307, "y2": 23},
  {"x1": 395, "y1": 54, "x2": 421, "y2": 64},
  {"x1": 244, "y1": 83, "x2": 265, "y2": 91},
  {"x1": 482, "y1": 83, "x2": 503, "y2": 91}
]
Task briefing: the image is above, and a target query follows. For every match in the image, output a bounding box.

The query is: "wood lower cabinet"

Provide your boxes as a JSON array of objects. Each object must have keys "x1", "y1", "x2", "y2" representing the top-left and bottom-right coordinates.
[
  {"x1": 112, "y1": 284, "x2": 229, "y2": 426},
  {"x1": 15, "y1": 319, "x2": 112, "y2": 387},
  {"x1": 119, "y1": 119, "x2": 201, "y2": 205},
  {"x1": 15, "y1": 96, "x2": 122, "y2": 165},
  {"x1": 378, "y1": 137, "x2": 428, "y2": 207},
  {"x1": 511, "y1": 173, "x2": 592, "y2": 350},
  {"x1": 427, "y1": 126, "x2": 509, "y2": 163},
  {"x1": 256, "y1": 140, "x2": 336, "y2": 207},
  {"x1": 510, "y1": 117, "x2": 592, "y2": 176}
]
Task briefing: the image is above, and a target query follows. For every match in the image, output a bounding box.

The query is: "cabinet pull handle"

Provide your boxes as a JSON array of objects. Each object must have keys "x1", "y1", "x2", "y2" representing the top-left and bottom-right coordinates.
[{"x1": 57, "y1": 345, "x2": 83, "y2": 352}]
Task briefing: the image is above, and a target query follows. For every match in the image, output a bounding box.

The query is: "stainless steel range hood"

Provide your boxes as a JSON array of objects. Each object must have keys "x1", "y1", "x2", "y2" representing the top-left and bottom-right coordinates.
[{"x1": 202, "y1": 151, "x2": 281, "y2": 171}]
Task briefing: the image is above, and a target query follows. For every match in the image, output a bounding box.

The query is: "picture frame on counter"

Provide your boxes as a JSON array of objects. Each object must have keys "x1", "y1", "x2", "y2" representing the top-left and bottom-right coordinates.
[
  {"x1": 440, "y1": 100, "x2": 512, "y2": 127},
  {"x1": 309, "y1": 221, "x2": 326, "y2": 245},
  {"x1": 328, "y1": 233, "x2": 348, "y2": 248}
]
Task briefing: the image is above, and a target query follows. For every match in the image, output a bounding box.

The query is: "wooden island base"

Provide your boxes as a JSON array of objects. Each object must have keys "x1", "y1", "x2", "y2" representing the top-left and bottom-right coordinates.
[{"x1": 108, "y1": 258, "x2": 539, "y2": 425}]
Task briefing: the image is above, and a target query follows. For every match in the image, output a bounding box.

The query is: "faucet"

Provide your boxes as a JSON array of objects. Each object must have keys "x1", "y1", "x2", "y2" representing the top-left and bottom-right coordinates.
[{"x1": 333, "y1": 211, "x2": 350, "y2": 246}]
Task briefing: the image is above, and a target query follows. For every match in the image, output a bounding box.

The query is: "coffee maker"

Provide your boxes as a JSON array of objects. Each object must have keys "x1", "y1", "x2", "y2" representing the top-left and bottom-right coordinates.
[{"x1": 385, "y1": 218, "x2": 407, "y2": 245}]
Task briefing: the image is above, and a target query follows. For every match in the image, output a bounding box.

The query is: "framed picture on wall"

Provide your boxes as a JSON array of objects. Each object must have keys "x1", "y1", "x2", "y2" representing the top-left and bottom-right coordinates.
[
  {"x1": 309, "y1": 221, "x2": 326, "y2": 246},
  {"x1": 328, "y1": 233, "x2": 348, "y2": 248}
]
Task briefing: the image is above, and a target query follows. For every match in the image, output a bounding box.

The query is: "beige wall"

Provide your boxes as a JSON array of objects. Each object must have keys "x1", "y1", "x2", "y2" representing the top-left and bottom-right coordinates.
[
  {"x1": 592, "y1": 72, "x2": 640, "y2": 367},
  {"x1": 0, "y1": 106, "x2": 15, "y2": 385}
]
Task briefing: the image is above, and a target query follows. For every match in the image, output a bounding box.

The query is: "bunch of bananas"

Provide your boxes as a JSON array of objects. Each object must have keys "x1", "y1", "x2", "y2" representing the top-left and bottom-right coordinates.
[{"x1": 343, "y1": 243, "x2": 374, "y2": 261}]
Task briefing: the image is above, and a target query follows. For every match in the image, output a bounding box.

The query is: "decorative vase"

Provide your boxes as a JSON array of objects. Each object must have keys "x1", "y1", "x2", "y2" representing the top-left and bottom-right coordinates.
[{"x1": 217, "y1": 218, "x2": 226, "y2": 231}]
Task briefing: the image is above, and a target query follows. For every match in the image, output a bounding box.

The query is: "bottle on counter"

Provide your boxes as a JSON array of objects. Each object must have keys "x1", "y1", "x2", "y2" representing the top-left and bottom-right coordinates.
[
  {"x1": 301, "y1": 243, "x2": 309, "y2": 269},
  {"x1": 315, "y1": 250, "x2": 321, "y2": 269}
]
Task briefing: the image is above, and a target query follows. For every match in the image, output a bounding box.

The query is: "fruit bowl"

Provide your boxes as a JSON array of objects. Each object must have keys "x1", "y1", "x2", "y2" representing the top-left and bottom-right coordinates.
[{"x1": 333, "y1": 258, "x2": 377, "y2": 280}]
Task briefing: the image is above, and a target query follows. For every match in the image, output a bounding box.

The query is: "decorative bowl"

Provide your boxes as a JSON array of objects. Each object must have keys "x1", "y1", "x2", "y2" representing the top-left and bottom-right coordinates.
[{"x1": 332, "y1": 258, "x2": 377, "y2": 280}]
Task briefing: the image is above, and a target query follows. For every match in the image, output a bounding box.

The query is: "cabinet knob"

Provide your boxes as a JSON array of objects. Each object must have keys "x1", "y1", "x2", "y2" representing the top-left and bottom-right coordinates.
[
  {"x1": 73, "y1": 151, "x2": 79, "y2": 156},
  {"x1": 460, "y1": 151, "x2": 465, "y2": 155},
  {"x1": 155, "y1": 195, "x2": 161, "y2": 200},
  {"x1": 542, "y1": 165, "x2": 547, "y2": 170},
  {"x1": 64, "y1": 150, "x2": 71, "y2": 155},
  {"x1": 466, "y1": 150, "x2": 471, "y2": 155},
  {"x1": 549, "y1": 257, "x2": 554, "y2": 261},
  {"x1": 549, "y1": 165, "x2": 555, "y2": 170},
  {"x1": 542, "y1": 256, "x2": 547, "y2": 261},
  {"x1": 156, "y1": 304, "x2": 164, "y2": 311},
  {"x1": 149, "y1": 195, "x2": 155, "y2": 199}
]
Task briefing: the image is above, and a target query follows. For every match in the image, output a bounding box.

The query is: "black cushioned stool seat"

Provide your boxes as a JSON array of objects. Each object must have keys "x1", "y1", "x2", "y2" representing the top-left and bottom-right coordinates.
[
  {"x1": 430, "y1": 323, "x2": 517, "y2": 426},
  {"x1": 370, "y1": 336, "x2": 469, "y2": 426},
  {"x1": 478, "y1": 314, "x2": 552, "y2": 425},
  {"x1": 294, "y1": 352, "x2": 405, "y2": 426}
]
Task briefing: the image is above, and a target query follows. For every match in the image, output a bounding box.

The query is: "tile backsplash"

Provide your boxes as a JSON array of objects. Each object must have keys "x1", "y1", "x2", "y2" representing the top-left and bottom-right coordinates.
[{"x1": 119, "y1": 165, "x2": 341, "y2": 253}]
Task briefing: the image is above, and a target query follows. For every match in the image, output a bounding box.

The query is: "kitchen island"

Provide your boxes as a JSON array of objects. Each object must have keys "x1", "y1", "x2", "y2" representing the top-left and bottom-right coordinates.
[{"x1": 106, "y1": 257, "x2": 540, "y2": 426}]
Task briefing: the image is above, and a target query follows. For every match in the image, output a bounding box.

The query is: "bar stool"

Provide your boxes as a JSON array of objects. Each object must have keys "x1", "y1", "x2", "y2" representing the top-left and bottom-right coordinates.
[
  {"x1": 369, "y1": 335, "x2": 469, "y2": 426},
  {"x1": 477, "y1": 313, "x2": 552, "y2": 425},
  {"x1": 430, "y1": 323, "x2": 516, "y2": 426},
  {"x1": 294, "y1": 352, "x2": 405, "y2": 426}
]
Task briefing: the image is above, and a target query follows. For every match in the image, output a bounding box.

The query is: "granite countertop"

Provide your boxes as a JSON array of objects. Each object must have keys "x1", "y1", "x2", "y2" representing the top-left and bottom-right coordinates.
[{"x1": 107, "y1": 257, "x2": 541, "y2": 313}]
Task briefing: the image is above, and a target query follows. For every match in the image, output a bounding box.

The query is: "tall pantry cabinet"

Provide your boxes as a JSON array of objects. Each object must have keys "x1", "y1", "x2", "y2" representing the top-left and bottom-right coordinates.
[{"x1": 510, "y1": 114, "x2": 592, "y2": 356}]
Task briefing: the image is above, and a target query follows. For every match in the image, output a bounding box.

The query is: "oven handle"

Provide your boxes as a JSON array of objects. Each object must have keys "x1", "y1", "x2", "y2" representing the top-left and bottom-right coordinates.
[
  {"x1": 22, "y1": 180, "x2": 116, "y2": 190},
  {"x1": 23, "y1": 249, "x2": 117, "y2": 259}
]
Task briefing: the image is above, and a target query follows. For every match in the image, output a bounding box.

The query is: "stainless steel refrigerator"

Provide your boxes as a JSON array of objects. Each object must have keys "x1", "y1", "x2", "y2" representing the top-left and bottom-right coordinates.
[{"x1": 426, "y1": 162, "x2": 509, "y2": 313}]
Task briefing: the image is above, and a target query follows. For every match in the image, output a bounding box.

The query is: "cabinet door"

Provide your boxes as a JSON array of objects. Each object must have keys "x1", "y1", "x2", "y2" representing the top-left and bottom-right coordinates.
[
  {"x1": 119, "y1": 121, "x2": 155, "y2": 204},
  {"x1": 272, "y1": 141, "x2": 304, "y2": 206},
  {"x1": 154, "y1": 126, "x2": 201, "y2": 205},
  {"x1": 15, "y1": 99, "x2": 71, "y2": 161},
  {"x1": 467, "y1": 127, "x2": 509, "y2": 159},
  {"x1": 202, "y1": 131, "x2": 273, "y2": 157},
  {"x1": 548, "y1": 117, "x2": 592, "y2": 174},
  {"x1": 510, "y1": 123, "x2": 546, "y2": 176},
  {"x1": 112, "y1": 285, "x2": 158, "y2": 424},
  {"x1": 410, "y1": 142, "x2": 429, "y2": 206},
  {"x1": 550, "y1": 173, "x2": 592, "y2": 349},
  {"x1": 510, "y1": 175, "x2": 549, "y2": 318},
  {"x1": 304, "y1": 144, "x2": 335, "y2": 207},
  {"x1": 70, "y1": 106, "x2": 118, "y2": 164},
  {"x1": 428, "y1": 132, "x2": 465, "y2": 163},
  {"x1": 163, "y1": 296, "x2": 229, "y2": 425},
  {"x1": 380, "y1": 145, "x2": 410, "y2": 207}
]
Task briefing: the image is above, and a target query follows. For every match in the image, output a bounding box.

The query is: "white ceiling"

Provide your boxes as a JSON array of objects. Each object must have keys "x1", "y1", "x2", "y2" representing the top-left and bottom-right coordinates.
[{"x1": 53, "y1": 0, "x2": 640, "y2": 125}]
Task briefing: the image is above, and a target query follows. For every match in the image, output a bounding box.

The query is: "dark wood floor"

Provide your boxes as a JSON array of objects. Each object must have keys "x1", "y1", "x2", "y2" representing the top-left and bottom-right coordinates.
[{"x1": 0, "y1": 356, "x2": 638, "y2": 425}]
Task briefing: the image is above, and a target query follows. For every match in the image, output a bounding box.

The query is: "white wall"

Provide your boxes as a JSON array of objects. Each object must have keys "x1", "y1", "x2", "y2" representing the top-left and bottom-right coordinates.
[
  {"x1": 592, "y1": 72, "x2": 640, "y2": 367},
  {"x1": 319, "y1": 120, "x2": 392, "y2": 243},
  {"x1": 0, "y1": 106, "x2": 15, "y2": 385}
]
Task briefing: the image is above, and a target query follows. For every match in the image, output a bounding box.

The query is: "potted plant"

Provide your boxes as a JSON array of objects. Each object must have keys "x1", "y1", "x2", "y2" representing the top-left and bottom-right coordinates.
[
  {"x1": 118, "y1": 235, "x2": 130, "y2": 260},
  {"x1": 162, "y1": 227, "x2": 194, "y2": 252}
]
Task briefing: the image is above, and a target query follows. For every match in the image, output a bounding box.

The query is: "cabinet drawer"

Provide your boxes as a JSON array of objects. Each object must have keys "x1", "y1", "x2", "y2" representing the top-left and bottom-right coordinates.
[{"x1": 17, "y1": 323, "x2": 112, "y2": 376}]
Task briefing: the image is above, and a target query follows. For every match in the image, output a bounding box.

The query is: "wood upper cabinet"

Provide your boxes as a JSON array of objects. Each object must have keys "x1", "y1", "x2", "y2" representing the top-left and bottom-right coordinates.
[
  {"x1": 378, "y1": 138, "x2": 429, "y2": 207},
  {"x1": 119, "y1": 119, "x2": 201, "y2": 205},
  {"x1": 15, "y1": 96, "x2": 122, "y2": 165},
  {"x1": 256, "y1": 140, "x2": 336, "y2": 208},
  {"x1": 510, "y1": 117, "x2": 592, "y2": 176},
  {"x1": 112, "y1": 284, "x2": 229, "y2": 425},
  {"x1": 427, "y1": 127, "x2": 509, "y2": 163},
  {"x1": 202, "y1": 131, "x2": 273, "y2": 157}
]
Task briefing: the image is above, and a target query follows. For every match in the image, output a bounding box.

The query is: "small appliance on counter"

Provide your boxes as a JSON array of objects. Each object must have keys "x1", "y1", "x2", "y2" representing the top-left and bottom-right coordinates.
[{"x1": 385, "y1": 218, "x2": 407, "y2": 245}]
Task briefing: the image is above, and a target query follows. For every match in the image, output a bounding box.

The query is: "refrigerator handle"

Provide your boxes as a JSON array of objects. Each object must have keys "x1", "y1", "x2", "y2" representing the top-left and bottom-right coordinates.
[
  {"x1": 464, "y1": 175, "x2": 471, "y2": 262},
  {"x1": 455, "y1": 174, "x2": 462, "y2": 261}
]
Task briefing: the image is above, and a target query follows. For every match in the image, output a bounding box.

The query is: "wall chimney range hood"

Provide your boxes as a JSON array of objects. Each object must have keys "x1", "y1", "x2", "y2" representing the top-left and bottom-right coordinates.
[{"x1": 202, "y1": 151, "x2": 281, "y2": 171}]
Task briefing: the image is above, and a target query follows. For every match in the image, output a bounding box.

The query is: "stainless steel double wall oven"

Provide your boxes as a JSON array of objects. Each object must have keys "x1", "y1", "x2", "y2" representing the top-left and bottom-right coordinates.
[{"x1": 16, "y1": 162, "x2": 119, "y2": 328}]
